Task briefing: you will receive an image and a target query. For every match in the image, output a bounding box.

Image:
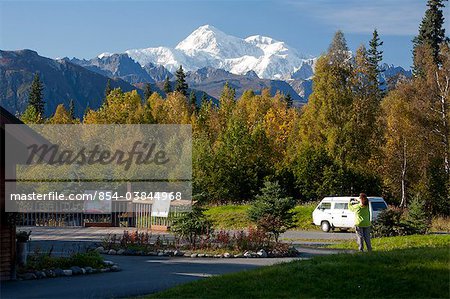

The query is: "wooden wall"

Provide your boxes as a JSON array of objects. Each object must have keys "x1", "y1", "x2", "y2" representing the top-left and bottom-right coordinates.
[{"x1": 0, "y1": 224, "x2": 15, "y2": 281}]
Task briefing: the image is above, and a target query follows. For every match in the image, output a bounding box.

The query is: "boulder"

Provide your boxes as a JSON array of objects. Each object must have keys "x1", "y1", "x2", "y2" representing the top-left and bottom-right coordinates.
[
  {"x1": 110, "y1": 265, "x2": 121, "y2": 272},
  {"x1": 108, "y1": 249, "x2": 117, "y2": 255},
  {"x1": 198, "y1": 253, "x2": 206, "y2": 258},
  {"x1": 85, "y1": 267, "x2": 93, "y2": 274},
  {"x1": 54, "y1": 269, "x2": 65, "y2": 277},
  {"x1": 174, "y1": 250, "x2": 184, "y2": 256},
  {"x1": 117, "y1": 249, "x2": 125, "y2": 255},
  {"x1": 103, "y1": 260, "x2": 115, "y2": 267},
  {"x1": 257, "y1": 249, "x2": 268, "y2": 258},
  {"x1": 44, "y1": 269, "x2": 56, "y2": 278},
  {"x1": 63, "y1": 270, "x2": 73, "y2": 276},
  {"x1": 35, "y1": 271, "x2": 46, "y2": 279},
  {"x1": 124, "y1": 249, "x2": 136, "y2": 255},
  {"x1": 190, "y1": 253, "x2": 198, "y2": 258},
  {"x1": 223, "y1": 252, "x2": 231, "y2": 258},
  {"x1": 95, "y1": 246, "x2": 105, "y2": 253},
  {"x1": 21, "y1": 273, "x2": 37, "y2": 280},
  {"x1": 70, "y1": 266, "x2": 83, "y2": 275}
]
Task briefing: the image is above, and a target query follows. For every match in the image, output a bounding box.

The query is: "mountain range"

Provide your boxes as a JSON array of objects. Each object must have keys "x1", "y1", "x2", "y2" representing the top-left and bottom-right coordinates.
[
  {"x1": 0, "y1": 50, "x2": 138, "y2": 118},
  {"x1": 122, "y1": 25, "x2": 315, "y2": 81},
  {"x1": 0, "y1": 25, "x2": 412, "y2": 118}
]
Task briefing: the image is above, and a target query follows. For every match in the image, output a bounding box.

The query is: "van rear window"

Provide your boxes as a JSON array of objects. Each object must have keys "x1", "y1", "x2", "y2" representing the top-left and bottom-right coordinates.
[
  {"x1": 318, "y1": 202, "x2": 331, "y2": 210},
  {"x1": 371, "y1": 202, "x2": 387, "y2": 211}
]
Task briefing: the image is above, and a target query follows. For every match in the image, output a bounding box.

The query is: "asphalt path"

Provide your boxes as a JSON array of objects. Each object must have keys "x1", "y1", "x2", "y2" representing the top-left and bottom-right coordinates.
[
  {"x1": 0, "y1": 227, "x2": 354, "y2": 298},
  {"x1": 1, "y1": 255, "x2": 309, "y2": 299}
]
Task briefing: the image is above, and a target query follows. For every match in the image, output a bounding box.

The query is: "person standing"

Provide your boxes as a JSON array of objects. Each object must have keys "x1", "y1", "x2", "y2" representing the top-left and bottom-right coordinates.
[{"x1": 349, "y1": 193, "x2": 372, "y2": 252}]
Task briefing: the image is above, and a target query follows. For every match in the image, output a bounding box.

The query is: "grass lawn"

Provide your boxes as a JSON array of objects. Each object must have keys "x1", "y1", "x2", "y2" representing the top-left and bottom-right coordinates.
[
  {"x1": 204, "y1": 205, "x2": 252, "y2": 229},
  {"x1": 291, "y1": 203, "x2": 317, "y2": 230},
  {"x1": 327, "y1": 234, "x2": 450, "y2": 250},
  {"x1": 204, "y1": 203, "x2": 318, "y2": 230},
  {"x1": 148, "y1": 235, "x2": 450, "y2": 298}
]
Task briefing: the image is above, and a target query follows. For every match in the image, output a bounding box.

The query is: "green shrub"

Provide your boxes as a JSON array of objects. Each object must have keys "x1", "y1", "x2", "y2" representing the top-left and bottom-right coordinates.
[
  {"x1": 248, "y1": 181, "x2": 296, "y2": 242},
  {"x1": 68, "y1": 251, "x2": 104, "y2": 268},
  {"x1": 26, "y1": 251, "x2": 104, "y2": 271},
  {"x1": 171, "y1": 205, "x2": 213, "y2": 249},
  {"x1": 405, "y1": 196, "x2": 430, "y2": 234},
  {"x1": 372, "y1": 206, "x2": 427, "y2": 238}
]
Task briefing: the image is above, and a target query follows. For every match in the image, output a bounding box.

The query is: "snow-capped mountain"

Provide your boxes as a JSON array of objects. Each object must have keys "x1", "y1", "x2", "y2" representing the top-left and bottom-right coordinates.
[{"x1": 119, "y1": 25, "x2": 315, "y2": 80}]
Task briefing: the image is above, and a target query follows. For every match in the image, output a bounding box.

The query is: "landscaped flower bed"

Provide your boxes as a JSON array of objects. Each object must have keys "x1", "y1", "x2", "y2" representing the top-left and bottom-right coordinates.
[
  {"x1": 17, "y1": 251, "x2": 121, "y2": 280},
  {"x1": 97, "y1": 229, "x2": 299, "y2": 258}
]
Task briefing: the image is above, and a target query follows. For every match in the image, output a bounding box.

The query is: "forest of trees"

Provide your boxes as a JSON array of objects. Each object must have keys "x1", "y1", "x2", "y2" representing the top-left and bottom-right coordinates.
[{"x1": 22, "y1": 0, "x2": 449, "y2": 216}]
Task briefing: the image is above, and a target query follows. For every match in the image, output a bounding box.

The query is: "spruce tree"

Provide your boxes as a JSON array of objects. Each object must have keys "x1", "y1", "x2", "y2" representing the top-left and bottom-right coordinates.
[
  {"x1": 413, "y1": 0, "x2": 448, "y2": 68},
  {"x1": 367, "y1": 29, "x2": 384, "y2": 89},
  {"x1": 189, "y1": 90, "x2": 197, "y2": 111},
  {"x1": 163, "y1": 76, "x2": 172, "y2": 94},
  {"x1": 144, "y1": 83, "x2": 152, "y2": 101},
  {"x1": 84, "y1": 102, "x2": 91, "y2": 119},
  {"x1": 328, "y1": 30, "x2": 350, "y2": 65},
  {"x1": 201, "y1": 92, "x2": 208, "y2": 105},
  {"x1": 105, "y1": 79, "x2": 112, "y2": 97},
  {"x1": 284, "y1": 93, "x2": 293, "y2": 108},
  {"x1": 69, "y1": 99, "x2": 75, "y2": 119},
  {"x1": 28, "y1": 73, "x2": 45, "y2": 116},
  {"x1": 175, "y1": 65, "x2": 188, "y2": 96}
]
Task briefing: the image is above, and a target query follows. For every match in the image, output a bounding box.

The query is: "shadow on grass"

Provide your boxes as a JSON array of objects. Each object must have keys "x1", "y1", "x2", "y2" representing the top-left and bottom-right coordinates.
[{"x1": 151, "y1": 246, "x2": 449, "y2": 298}]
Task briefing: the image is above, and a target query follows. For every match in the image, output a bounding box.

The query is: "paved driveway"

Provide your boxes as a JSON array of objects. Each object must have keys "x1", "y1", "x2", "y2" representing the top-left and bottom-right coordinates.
[
  {"x1": 1, "y1": 227, "x2": 353, "y2": 298},
  {"x1": 0, "y1": 255, "x2": 308, "y2": 299}
]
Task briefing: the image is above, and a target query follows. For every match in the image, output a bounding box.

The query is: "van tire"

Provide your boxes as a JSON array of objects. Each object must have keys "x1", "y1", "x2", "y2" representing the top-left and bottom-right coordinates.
[{"x1": 321, "y1": 221, "x2": 331, "y2": 232}]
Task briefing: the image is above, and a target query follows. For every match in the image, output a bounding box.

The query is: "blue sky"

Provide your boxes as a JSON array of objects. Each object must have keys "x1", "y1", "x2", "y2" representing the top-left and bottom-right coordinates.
[{"x1": 1, "y1": 0, "x2": 449, "y2": 69}]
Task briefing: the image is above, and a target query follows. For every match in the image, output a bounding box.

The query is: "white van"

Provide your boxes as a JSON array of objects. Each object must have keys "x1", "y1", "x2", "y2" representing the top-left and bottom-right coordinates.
[{"x1": 312, "y1": 196, "x2": 388, "y2": 232}]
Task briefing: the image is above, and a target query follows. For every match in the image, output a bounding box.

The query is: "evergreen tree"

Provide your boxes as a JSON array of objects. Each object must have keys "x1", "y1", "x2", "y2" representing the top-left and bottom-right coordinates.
[
  {"x1": 69, "y1": 99, "x2": 75, "y2": 119},
  {"x1": 144, "y1": 83, "x2": 152, "y2": 101},
  {"x1": 284, "y1": 93, "x2": 293, "y2": 108},
  {"x1": 368, "y1": 29, "x2": 384, "y2": 90},
  {"x1": 163, "y1": 76, "x2": 172, "y2": 94},
  {"x1": 175, "y1": 65, "x2": 188, "y2": 96},
  {"x1": 189, "y1": 90, "x2": 197, "y2": 111},
  {"x1": 83, "y1": 102, "x2": 91, "y2": 120},
  {"x1": 201, "y1": 92, "x2": 208, "y2": 105},
  {"x1": 328, "y1": 30, "x2": 350, "y2": 65},
  {"x1": 105, "y1": 79, "x2": 112, "y2": 97},
  {"x1": 248, "y1": 181, "x2": 296, "y2": 242},
  {"x1": 28, "y1": 73, "x2": 45, "y2": 116},
  {"x1": 413, "y1": 0, "x2": 448, "y2": 69}
]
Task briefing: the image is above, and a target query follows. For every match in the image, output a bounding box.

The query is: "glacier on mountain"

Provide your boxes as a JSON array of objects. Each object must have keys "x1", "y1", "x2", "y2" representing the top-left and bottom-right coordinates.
[{"x1": 123, "y1": 25, "x2": 315, "y2": 80}]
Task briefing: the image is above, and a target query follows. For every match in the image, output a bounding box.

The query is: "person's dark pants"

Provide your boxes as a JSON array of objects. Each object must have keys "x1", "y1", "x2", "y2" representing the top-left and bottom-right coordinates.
[{"x1": 355, "y1": 226, "x2": 372, "y2": 252}]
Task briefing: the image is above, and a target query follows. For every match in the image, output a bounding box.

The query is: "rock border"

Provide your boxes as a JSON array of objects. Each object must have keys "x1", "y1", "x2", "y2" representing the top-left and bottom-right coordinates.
[
  {"x1": 17, "y1": 260, "x2": 121, "y2": 281},
  {"x1": 96, "y1": 246, "x2": 299, "y2": 258}
]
